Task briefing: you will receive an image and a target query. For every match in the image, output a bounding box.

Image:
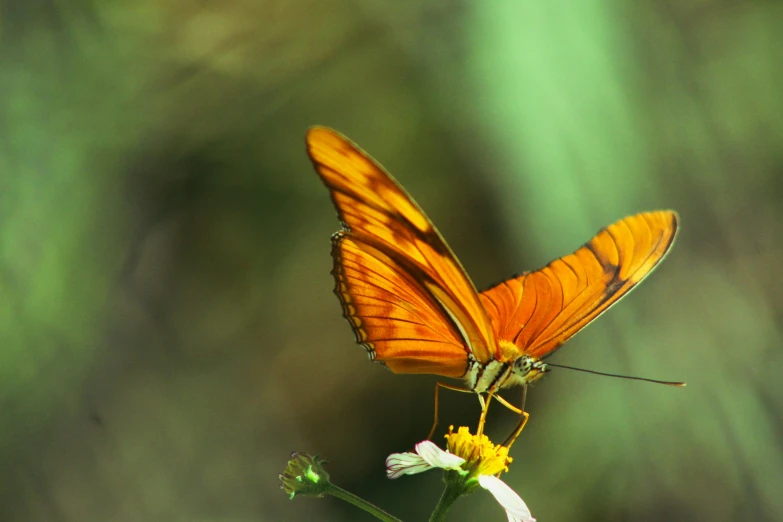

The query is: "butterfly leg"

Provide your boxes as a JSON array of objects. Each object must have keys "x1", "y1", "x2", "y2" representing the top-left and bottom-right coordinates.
[
  {"x1": 501, "y1": 412, "x2": 530, "y2": 448},
  {"x1": 476, "y1": 390, "x2": 495, "y2": 438},
  {"x1": 494, "y1": 394, "x2": 522, "y2": 414},
  {"x1": 428, "y1": 381, "x2": 473, "y2": 440},
  {"x1": 502, "y1": 385, "x2": 529, "y2": 448}
]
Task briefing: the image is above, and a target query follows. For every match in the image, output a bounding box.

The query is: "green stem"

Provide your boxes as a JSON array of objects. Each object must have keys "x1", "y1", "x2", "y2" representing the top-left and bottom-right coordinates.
[
  {"x1": 325, "y1": 483, "x2": 402, "y2": 522},
  {"x1": 429, "y1": 483, "x2": 462, "y2": 522}
]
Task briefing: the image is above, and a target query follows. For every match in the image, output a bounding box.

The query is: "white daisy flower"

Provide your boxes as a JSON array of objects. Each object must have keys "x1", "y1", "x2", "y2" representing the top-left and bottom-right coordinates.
[{"x1": 385, "y1": 426, "x2": 535, "y2": 522}]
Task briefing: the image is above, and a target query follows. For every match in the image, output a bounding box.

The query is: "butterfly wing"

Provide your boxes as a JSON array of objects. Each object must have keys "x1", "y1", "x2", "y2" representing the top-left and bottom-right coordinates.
[
  {"x1": 480, "y1": 211, "x2": 679, "y2": 360},
  {"x1": 307, "y1": 126, "x2": 496, "y2": 376}
]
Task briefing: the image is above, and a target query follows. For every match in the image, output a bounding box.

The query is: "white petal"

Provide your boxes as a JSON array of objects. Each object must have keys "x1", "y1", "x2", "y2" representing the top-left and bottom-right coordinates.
[
  {"x1": 415, "y1": 440, "x2": 466, "y2": 470},
  {"x1": 478, "y1": 474, "x2": 535, "y2": 522},
  {"x1": 385, "y1": 451, "x2": 434, "y2": 479}
]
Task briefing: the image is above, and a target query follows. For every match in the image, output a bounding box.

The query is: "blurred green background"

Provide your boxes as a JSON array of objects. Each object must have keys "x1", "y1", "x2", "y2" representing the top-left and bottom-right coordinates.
[{"x1": 1, "y1": 1, "x2": 782, "y2": 521}]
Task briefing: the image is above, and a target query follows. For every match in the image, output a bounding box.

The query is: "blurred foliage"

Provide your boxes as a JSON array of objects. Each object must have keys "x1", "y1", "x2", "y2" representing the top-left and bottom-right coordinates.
[{"x1": 1, "y1": 0, "x2": 781, "y2": 521}]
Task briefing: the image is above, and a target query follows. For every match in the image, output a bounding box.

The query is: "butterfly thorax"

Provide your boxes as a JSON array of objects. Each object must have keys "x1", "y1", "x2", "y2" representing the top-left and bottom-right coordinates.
[{"x1": 467, "y1": 341, "x2": 549, "y2": 393}]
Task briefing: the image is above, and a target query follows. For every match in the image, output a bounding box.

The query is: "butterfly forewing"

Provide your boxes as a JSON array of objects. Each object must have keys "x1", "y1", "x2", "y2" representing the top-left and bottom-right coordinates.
[
  {"x1": 480, "y1": 211, "x2": 679, "y2": 360},
  {"x1": 307, "y1": 126, "x2": 496, "y2": 372}
]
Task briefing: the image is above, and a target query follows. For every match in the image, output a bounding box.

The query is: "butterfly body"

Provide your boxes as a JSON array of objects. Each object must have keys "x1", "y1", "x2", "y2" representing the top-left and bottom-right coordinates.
[
  {"x1": 466, "y1": 351, "x2": 548, "y2": 394},
  {"x1": 306, "y1": 126, "x2": 679, "y2": 397}
]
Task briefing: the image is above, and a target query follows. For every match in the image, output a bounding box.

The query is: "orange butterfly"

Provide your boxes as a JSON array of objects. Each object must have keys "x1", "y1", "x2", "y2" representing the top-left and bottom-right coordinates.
[{"x1": 306, "y1": 126, "x2": 682, "y2": 445}]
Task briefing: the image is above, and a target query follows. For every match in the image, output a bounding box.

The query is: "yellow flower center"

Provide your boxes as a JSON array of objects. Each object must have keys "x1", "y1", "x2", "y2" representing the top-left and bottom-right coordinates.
[{"x1": 444, "y1": 426, "x2": 512, "y2": 476}]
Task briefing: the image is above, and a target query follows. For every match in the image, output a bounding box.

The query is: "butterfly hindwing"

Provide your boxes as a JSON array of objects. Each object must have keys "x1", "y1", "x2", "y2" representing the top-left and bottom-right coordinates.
[{"x1": 331, "y1": 232, "x2": 471, "y2": 377}]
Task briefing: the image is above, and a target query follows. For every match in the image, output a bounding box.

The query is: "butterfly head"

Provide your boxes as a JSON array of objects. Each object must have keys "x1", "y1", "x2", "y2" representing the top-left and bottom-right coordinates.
[{"x1": 509, "y1": 355, "x2": 548, "y2": 387}]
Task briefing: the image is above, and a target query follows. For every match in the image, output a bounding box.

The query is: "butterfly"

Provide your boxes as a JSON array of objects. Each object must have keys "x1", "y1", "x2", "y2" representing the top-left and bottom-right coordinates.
[{"x1": 306, "y1": 126, "x2": 682, "y2": 445}]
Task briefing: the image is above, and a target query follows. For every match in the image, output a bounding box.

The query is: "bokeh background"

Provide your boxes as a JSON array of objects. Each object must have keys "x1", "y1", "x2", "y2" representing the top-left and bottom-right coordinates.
[{"x1": 2, "y1": 1, "x2": 782, "y2": 521}]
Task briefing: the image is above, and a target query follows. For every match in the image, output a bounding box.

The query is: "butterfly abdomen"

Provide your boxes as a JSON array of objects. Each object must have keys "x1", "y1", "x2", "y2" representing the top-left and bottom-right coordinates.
[{"x1": 468, "y1": 359, "x2": 511, "y2": 393}]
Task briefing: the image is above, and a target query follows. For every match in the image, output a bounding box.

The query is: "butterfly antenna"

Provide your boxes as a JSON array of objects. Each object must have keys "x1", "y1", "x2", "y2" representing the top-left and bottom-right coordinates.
[{"x1": 546, "y1": 363, "x2": 686, "y2": 387}]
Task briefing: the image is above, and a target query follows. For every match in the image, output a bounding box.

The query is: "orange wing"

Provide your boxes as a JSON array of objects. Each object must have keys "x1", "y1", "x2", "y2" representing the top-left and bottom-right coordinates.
[
  {"x1": 480, "y1": 211, "x2": 679, "y2": 360},
  {"x1": 307, "y1": 126, "x2": 496, "y2": 377}
]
